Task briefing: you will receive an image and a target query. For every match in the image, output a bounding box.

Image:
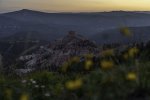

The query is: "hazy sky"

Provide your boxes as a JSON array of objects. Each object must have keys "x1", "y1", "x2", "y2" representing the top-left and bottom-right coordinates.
[{"x1": 0, "y1": 0, "x2": 150, "y2": 13}]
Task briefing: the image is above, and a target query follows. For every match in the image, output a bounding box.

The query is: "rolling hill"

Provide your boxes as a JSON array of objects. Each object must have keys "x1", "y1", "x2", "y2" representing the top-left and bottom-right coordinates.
[
  {"x1": 1, "y1": 9, "x2": 150, "y2": 41},
  {"x1": 91, "y1": 26, "x2": 150, "y2": 44}
]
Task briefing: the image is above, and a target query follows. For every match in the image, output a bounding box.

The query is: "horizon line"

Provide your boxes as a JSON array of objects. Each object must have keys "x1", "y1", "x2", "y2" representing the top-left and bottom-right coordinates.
[{"x1": 1, "y1": 9, "x2": 150, "y2": 14}]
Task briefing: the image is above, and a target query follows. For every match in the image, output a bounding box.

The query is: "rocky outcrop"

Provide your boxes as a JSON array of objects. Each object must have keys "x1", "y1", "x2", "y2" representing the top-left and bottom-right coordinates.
[{"x1": 18, "y1": 31, "x2": 99, "y2": 71}]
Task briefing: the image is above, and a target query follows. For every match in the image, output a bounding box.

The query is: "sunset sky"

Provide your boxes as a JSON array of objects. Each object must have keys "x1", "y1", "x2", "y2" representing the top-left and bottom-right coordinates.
[{"x1": 0, "y1": 0, "x2": 150, "y2": 13}]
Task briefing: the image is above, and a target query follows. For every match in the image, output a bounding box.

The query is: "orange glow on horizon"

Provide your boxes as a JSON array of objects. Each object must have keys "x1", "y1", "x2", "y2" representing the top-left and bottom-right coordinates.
[{"x1": 1, "y1": 0, "x2": 150, "y2": 12}]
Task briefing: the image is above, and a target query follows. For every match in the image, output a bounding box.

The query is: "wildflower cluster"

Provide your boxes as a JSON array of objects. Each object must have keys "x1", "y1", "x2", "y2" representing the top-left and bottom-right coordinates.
[{"x1": 65, "y1": 79, "x2": 83, "y2": 90}]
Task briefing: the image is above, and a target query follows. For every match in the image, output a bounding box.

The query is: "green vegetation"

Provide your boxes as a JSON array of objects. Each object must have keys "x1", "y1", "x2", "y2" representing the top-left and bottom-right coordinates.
[
  {"x1": 1, "y1": 47, "x2": 150, "y2": 100},
  {"x1": 1, "y1": 27, "x2": 150, "y2": 100}
]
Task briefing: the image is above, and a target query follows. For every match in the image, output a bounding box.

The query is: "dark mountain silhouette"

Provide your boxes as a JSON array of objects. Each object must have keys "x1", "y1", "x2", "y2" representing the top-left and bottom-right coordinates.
[{"x1": 1, "y1": 9, "x2": 150, "y2": 41}]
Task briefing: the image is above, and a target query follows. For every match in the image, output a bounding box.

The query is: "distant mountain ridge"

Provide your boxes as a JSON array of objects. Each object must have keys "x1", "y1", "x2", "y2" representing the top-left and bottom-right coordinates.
[{"x1": 1, "y1": 9, "x2": 150, "y2": 43}]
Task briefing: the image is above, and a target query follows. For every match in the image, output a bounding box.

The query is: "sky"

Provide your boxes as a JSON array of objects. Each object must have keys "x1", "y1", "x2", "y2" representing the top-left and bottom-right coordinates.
[{"x1": 0, "y1": 0, "x2": 150, "y2": 13}]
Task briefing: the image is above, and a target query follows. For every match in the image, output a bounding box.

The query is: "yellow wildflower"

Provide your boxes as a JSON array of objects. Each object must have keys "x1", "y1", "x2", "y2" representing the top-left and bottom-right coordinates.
[
  {"x1": 65, "y1": 79, "x2": 83, "y2": 90},
  {"x1": 123, "y1": 53, "x2": 129, "y2": 60},
  {"x1": 128, "y1": 47, "x2": 139, "y2": 58},
  {"x1": 85, "y1": 60, "x2": 93, "y2": 70},
  {"x1": 126, "y1": 72, "x2": 137, "y2": 81},
  {"x1": 71, "y1": 56, "x2": 80, "y2": 63},
  {"x1": 101, "y1": 49, "x2": 114, "y2": 57},
  {"x1": 100, "y1": 60, "x2": 114, "y2": 70},
  {"x1": 120, "y1": 27, "x2": 132, "y2": 37},
  {"x1": 5, "y1": 88, "x2": 12, "y2": 100},
  {"x1": 84, "y1": 54, "x2": 93, "y2": 59},
  {"x1": 20, "y1": 93, "x2": 29, "y2": 100}
]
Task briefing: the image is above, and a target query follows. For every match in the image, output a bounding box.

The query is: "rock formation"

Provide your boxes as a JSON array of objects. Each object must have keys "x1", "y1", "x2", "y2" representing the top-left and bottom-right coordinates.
[{"x1": 17, "y1": 31, "x2": 99, "y2": 72}]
